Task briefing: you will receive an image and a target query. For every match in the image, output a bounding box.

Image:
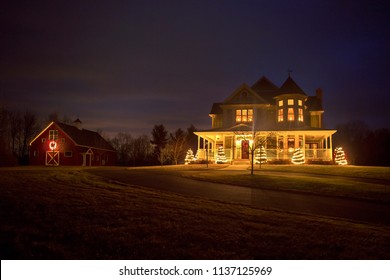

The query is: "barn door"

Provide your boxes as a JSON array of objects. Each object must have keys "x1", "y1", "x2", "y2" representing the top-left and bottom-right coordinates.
[{"x1": 46, "y1": 151, "x2": 60, "y2": 166}]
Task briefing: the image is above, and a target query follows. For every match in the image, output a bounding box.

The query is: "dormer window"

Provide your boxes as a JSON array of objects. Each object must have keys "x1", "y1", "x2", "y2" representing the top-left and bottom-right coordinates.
[
  {"x1": 298, "y1": 100, "x2": 303, "y2": 106},
  {"x1": 236, "y1": 109, "x2": 253, "y2": 123},
  {"x1": 278, "y1": 100, "x2": 283, "y2": 107},
  {"x1": 288, "y1": 99, "x2": 294, "y2": 105}
]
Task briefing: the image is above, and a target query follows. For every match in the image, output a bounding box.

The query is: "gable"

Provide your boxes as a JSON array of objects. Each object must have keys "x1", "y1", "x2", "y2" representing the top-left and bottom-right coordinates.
[
  {"x1": 30, "y1": 122, "x2": 115, "y2": 152},
  {"x1": 224, "y1": 83, "x2": 268, "y2": 104}
]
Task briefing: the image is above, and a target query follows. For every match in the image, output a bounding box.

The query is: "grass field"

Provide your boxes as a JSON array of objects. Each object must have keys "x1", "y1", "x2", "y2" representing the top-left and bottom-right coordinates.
[{"x1": 1, "y1": 165, "x2": 390, "y2": 259}]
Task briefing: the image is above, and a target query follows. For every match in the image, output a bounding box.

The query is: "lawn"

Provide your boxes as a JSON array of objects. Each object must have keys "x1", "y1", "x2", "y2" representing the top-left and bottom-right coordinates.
[
  {"x1": 180, "y1": 164, "x2": 390, "y2": 203},
  {"x1": 1, "y1": 166, "x2": 390, "y2": 259}
]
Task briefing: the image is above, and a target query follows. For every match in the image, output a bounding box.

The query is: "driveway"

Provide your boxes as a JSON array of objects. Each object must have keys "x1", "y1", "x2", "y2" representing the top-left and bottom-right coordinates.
[{"x1": 87, "y1": 167, "x2": 390, "y2": 226}]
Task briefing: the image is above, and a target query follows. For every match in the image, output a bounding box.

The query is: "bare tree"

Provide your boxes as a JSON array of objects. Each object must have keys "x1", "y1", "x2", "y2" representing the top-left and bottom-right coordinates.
[
  {"x1": 235, "y1": 129, "x2": 276, "y2": 175},
  {"x1": 169, "y1": 128, "x2": 187, "y2": 165}
]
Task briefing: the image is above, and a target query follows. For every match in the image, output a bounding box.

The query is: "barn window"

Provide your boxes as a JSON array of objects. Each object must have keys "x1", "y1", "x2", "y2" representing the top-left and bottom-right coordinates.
[
  {"x1": 49, "y1": 130, "x2": 58, "y2": 140},
  {"x1": 33, "y1": 151, "x2": 39, "y2": 157},
  {"x1": 64, "y1": 151, "x2": 73, "y2": 157},
  {"x1": 42, "y1": 138, "x2": 46, "y2": 143}
]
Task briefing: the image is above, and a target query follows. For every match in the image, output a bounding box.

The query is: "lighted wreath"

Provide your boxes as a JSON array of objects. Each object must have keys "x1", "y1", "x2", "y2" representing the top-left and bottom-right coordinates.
[{"x1": 49, "y1": 141, "x2": 57, "y2": 150}]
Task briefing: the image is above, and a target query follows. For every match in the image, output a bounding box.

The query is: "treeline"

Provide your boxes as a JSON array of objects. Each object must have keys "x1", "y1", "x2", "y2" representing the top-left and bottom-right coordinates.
[
  {"x1": 0, "y1": 107, "x2": 41, "y2": 165},
  {"x1": 333, "y1": 120, "x2": 390, "y2": 166},
  {"x1": 2, "y1": 106, "x2": 388, "y2": 167},
  {"x1": 109, "y1": 124, "x2": 198, "y2": 166}
]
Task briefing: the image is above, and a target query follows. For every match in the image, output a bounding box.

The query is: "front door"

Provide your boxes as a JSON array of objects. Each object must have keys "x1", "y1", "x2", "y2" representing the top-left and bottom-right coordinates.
[{"x1": 241, "y1": 140, "x2": 250, "y2": 159}]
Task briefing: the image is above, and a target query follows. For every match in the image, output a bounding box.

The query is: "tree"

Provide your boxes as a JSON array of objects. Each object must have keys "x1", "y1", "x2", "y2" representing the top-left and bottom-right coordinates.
[
  {"x1": 151, "y1": 124, "x2": 168, "y2": 164},
  {"x1": 184, "y1": 148, "x2": 195, "y2": 164},
  {"x1": 292, "y1": 148, "x2": 305, "y2": 164},
  {"x1": 334, "y1": 147, "x2": 348, "y2": 165},
  {"x1": 255, "y1": 145, "x2": 267, "y2": 167},
  {"x1": 110, "y1": 133, "x2": 153, "y2": 166},
  {"x1": 8, "y1": 110, "x2": 40, "y2": 164},
  {"x1": 235, "y1": 129, "x2": 276, "y2": 175},
  {"x1": 186, "y1": 124, "x2": 198, "y2": 154},
  {"x1": 216, "y1": 146, "x2": 228, "y2": 164},
  {"x1": 168, "y1": 128, "x2": 187, "y2": 165}
]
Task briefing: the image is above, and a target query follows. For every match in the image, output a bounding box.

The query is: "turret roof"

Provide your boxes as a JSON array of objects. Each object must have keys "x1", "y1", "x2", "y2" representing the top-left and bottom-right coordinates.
[{"x1": 278, "y1": 76, "x2": 306, "y2": 95}]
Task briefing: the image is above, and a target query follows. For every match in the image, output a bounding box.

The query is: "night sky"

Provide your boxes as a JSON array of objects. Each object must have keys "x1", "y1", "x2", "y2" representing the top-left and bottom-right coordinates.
[{"x1": 1, "y1": 0, "x2": 389, "y2": 137}]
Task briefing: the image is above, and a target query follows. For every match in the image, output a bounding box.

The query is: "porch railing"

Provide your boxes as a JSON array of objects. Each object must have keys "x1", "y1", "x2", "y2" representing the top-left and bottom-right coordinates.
[{"x1": 196, "y1": 148, "x2": 332, "y2": 162}]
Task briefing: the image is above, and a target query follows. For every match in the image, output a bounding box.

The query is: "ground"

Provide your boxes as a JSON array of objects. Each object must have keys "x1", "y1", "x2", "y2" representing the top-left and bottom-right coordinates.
[{"x1": 0, "y1": 164, "x2": 389, "y2": 259}]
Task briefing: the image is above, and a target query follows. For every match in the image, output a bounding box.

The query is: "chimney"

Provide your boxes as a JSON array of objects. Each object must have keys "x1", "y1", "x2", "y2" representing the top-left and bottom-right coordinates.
[
  {"x1": 73, "y1": 118, "x2": 82, "y2": 130},
  {"x1": 316, "y1": 88, "x2": 323, "y2": 101}
]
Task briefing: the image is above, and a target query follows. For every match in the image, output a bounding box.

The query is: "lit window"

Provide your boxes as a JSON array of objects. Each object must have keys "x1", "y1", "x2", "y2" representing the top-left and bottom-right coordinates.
[
  {"x1": 236, "y1": 109, "x2": 253, "y2": 123},
  {"x1": 288, "y1": 108, "x2": 294, "y2": 121},
  {"x1": 236, "y1": 110, "x2": 242, "y2": 122},
  {"x1": 49, "y1": 130, "x2": 58, "y2": 140},
  {"x1": 298, "y1": 108, "x2": 303, "y2": 122},
  {"x1": 278, "y1": 109, "x2": 284, "y2": 122},
  {"x1": 288, "y1": 99, "x2": 294, "y2": 105},
  {"x1": 242, "y1": 109, "x2": 248, "y2": 122},
  {"x1": 278, "y1": 100, "x2": 283, "y2": 107},
  {"x1": 298, "y1": 100, "x2": 303, "y2": 106},
  {"x1": 248, "y1": 109, "x2": 253, "y2": 122}
]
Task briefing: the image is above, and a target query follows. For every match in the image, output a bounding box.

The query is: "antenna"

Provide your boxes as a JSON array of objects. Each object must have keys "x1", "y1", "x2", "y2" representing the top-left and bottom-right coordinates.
[{"x1": 287, "y1": 69, "x2": 293, "y2": 77}]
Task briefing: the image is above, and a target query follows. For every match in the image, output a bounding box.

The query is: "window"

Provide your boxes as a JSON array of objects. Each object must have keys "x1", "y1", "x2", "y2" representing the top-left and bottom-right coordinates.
[
  {"x1": 236, "y1": 110, "x2": 241, "y2": 122},
  {"x1": 288, "y1": 108, "x2": 294, "y2": 121},
  {"x1": 298, "y1": 100, "x2": 303, "y2": 106},
  {"x1": 236, "y1": 109, "x2": 253, "y2": 123},
  {"x1": 41, "y1": 138, "x2": 46, "y2": 143},
  {"x1": 49, "y1": 130, "x2": 58, "y2": 140},
  {"x1": 298, "y1": 108, "x2": 303, "y2": 122},
  {"x1": 278, "y1": 100, "x2": 283, "y2": 107},
  {"x1": 278, "y1": 109, "x2": 284, "y2": 122},
  {"x1": 288, "y1": 99, "x2": 294, "y2": 105},
  {"x1": 64, "y1": 151, "x2": 73, "y2": 157},
  {"x1": 33, "y1": 151, "x2": 38, "y2": 157}
]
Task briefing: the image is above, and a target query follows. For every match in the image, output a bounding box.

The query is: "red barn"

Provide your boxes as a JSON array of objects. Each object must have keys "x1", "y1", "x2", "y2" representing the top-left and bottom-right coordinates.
[{"x1": 29, "y1": 120, "x2": 116, "y2": 166}]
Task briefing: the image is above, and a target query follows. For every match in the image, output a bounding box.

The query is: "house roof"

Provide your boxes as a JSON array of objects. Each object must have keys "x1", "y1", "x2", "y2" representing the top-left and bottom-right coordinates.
[
  {"x1": 278, "y1": 76, "x2": 307, "y2": 95},
  {"x1": 210, "y1": 103, "x2": 223, "y2": 114},
  {"x1": 306, "y1": 96, "x2": 323, "y2": 111},
  {"x1": 57, "y1": 122, "x2": 115, "y2": 151},
  {"x1": 251, "y1": 76, "x2": 280, "y2": 103}
]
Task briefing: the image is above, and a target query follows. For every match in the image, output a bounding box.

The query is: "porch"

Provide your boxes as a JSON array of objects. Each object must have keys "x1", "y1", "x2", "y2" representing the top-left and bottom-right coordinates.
[{"x1": 194, "y1": 129, "x2": 336, "y2": 164}]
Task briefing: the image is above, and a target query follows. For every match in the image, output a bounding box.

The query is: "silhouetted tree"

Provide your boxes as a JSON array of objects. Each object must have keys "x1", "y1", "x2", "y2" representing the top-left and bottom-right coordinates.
[
  {"x1": 169, "y1": 128, "x2": 187, "y2": 165},
  {"x1": 186, "y1": 124, "x2": 198, "y2": 154},
  {"x1": 8, "y1": 110, "x2": 40, "y2": 164},
  {"x1": 110, "y1": 133, "x2": 153, "y2": 166},
  {"x1": 333, "y1": 120, "x2": 390, "y2": 166},
  {"x1": 151, "y1": 124, "x2": 168, "y2": 164}
]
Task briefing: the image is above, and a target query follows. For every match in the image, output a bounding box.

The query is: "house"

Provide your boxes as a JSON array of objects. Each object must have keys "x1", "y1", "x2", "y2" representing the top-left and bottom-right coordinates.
[
  {"x1": 29, "y1": 119, "x2": 116, "y2": 166},
  {"x1": 194, "y1": 75, "x2": 336, "y2": 163}
]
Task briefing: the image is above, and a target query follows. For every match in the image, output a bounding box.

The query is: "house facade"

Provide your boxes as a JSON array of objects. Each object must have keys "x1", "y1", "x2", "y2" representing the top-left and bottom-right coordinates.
[
  {"x1": 29, "y1": 119, "x2": 116, "y2": 166},
  {"x1": 194, "y1": 75, "x2": 336, "y2": 163}
]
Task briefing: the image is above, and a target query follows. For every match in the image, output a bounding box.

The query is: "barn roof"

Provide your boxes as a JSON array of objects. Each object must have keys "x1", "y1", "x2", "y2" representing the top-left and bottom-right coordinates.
[{"x1": 57, "y1": 122, "x2": 115, "y2": 151}]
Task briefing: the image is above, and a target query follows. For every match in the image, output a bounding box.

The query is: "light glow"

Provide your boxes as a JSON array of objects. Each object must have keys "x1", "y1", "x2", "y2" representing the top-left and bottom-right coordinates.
[{"x1": 49, "y1": 141, "x2": 57, "y2": 150}]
